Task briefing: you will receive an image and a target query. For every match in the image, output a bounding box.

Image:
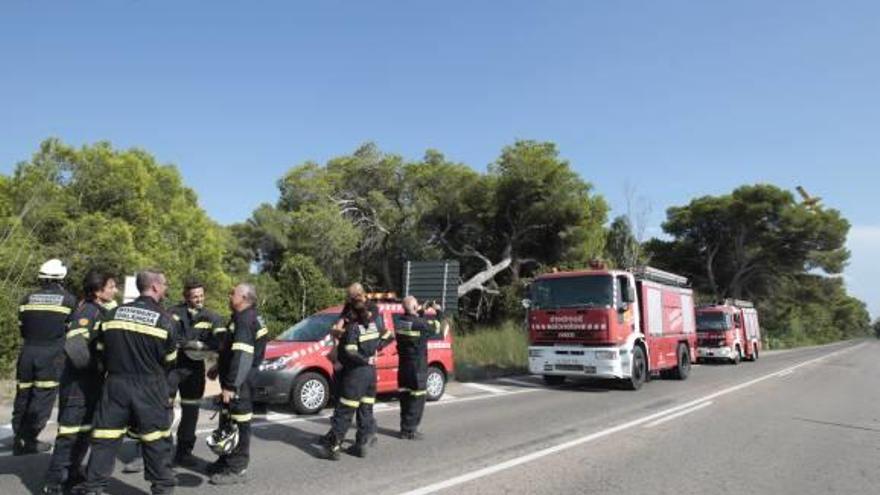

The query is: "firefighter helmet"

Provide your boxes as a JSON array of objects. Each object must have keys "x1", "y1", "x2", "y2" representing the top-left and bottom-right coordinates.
[
  {"x1": 206, "y1": 422, "x2": 239, "y2": 456},
  {"x1": 38, "y1": 259, "x2": 68, "y2": 280}
]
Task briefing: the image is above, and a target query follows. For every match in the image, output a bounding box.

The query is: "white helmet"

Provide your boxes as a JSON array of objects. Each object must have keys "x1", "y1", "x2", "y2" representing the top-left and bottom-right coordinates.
[
  {"x1": 207, "y1": 422, "x2": 239, "y2": 456},
  {"x1": 38, "y1": 259, "x2": 67, "y2": 280}
]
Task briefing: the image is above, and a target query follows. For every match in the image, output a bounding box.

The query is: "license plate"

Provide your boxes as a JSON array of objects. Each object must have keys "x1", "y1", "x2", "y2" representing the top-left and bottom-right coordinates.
[{"x1": 557, "y1": 358, "x2": 579, "y2": 365}]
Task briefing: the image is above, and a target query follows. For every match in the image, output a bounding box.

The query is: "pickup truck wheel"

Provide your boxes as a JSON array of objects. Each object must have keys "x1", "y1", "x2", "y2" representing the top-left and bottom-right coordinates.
[
  {"x1": 671, "y1": 344, "x2": 691, "y2": 380},
  {"x1": 624, "y1": 346, "x2": 647, "y2": 390},
  {"x1": 425, "y1": 365, "x2": 446, "y2": 402},
  {"x1": 291, "y1": 372, "x2": 330, "y2": 415},
  {"x1": 543, "y1": 375, "x2": 566, "y2": 386}
]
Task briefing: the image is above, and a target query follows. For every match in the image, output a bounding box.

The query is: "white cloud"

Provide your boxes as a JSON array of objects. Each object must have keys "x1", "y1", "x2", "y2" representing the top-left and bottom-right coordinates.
[{"x1": 846, "y1": 226, "x2": 880, "y2": 320}]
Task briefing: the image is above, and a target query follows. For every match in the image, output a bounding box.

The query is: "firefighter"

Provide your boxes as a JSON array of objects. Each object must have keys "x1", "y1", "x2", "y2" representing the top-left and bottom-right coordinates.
[
  {"x1": 12, "y1": 259, "x2": 78, "y2": 456},
  {"x1": 321, "y1": 301, "x2": 393, "y2": 460},
  {"x1": 42, "y1": 271, "x2": 118, "y2": 494},
  {"x1": 396, "y1": 296, "x2": 443, "y2": 440},
  {"x1": 167, "y1": 278, "x2": 225, "y2": 467},
  {"x1": 74, "y1": 269, "x2": 178, "y2": 495},
  {"x1": 208, "y1": 283, "x2": 268, "y2": 485}
]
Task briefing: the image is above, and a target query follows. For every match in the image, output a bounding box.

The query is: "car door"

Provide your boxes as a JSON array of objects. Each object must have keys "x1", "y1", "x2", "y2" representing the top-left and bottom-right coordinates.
[{"x1": 375, "y1": 310, "x2": 399, "y2": 393}]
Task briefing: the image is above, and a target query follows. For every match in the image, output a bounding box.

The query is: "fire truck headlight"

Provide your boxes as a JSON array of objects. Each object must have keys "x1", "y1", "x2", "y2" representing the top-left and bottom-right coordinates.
[
  {"x1": 529, "y1": 349, "x2": 544, "y2": 358},
  {"x1": 595, "y1": 350, "x2": 617, "y2": 360}
]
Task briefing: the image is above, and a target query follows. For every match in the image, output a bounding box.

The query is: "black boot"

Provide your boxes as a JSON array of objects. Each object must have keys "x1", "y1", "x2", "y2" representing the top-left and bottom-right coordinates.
[
  {"x1": 350, "y1": 435, "x2": 377, "y2": 458},
  {"x1": 320, "y1": 432, "x2": 342, "y2": 461}
]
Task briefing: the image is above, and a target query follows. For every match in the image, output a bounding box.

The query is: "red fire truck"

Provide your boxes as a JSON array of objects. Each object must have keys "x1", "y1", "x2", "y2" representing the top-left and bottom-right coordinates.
[
  {"x1": 526, "y1": 264, "x2": 697, "y2": 390},
  {"x1": 695, "y1": 299, "x2": 762, "y2": 364}
]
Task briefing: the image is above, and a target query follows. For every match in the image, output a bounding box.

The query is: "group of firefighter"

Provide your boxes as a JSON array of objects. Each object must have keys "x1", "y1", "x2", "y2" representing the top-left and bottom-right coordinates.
[{"x1": 11, "y1": 258, "x2": 442, "y2": 494}]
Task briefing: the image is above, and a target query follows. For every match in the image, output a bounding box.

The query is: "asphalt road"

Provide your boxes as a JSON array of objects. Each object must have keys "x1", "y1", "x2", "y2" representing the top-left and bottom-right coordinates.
[{"x1": 1, "y1": 340, "x2": 876, "y2": 494}]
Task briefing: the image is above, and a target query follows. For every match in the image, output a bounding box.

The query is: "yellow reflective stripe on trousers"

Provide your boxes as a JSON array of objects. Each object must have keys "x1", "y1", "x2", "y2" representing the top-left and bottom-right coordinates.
[
  {"x1": 17, "y1": 382, "x2": 33, "y2": 389},
  {"x1": 339, "y1": 397, "x2": 360, "y2": 408},
  {"x1": 396, "y1": 329, "x2": 421, "y2": 337},
  {"x1": 140, "y1": 429, "x2": 171, "y2": 442},
  {"x1": 256, "y1": 327, "x2": 268, "y2": 339},
  {"x1": 165, "y1": 350, "x2": 177, "y2": 362},
  {"x1": 358, "y1": 332, "x2": 380, "y2": 342},
  {"x1": 35, "y1": 380, "x2": 59, "y2": 388},
  {"x1": 66, "y1": 327, "x2": 89, "y2": 339},
  {"x1": 411, "y1": 390, "x2": 427, "y2": 397},
  {"x1": 179, "y1": 398, "x2": 201, "y2": 406},
  {"x1": 361, "y1": 396, "x2": 376, "y2": 404},
  {"x1": 58, "y1": 424, "x2": 92, "y2": 435},
  {"x1": 103, "y1": 321, "x2": 168, "y2": 340},
  {"x1": 231, "y1": 342, "x2": 254, "y2": 353},
  {"x1": 19, "y1": 304, "x2": 72, "y2": 314},
  {"x1": 230, "y1": 412, "x2": 253, "y2": 423},
  {"x1": 93, "y1": 428, "x2": 127, "y2": 439}
]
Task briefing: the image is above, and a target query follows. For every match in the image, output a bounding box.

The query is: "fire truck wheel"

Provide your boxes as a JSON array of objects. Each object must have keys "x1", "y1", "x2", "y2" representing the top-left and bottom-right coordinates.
[
  {"x1": 543, "y1": 375, "x2": 566, "y2": 386},
  {"x1": 426, "y1": 365, "x2": 446, "y2": 401},
  {"x1": 624, "y1": 345, "x2": 647, "y2": 390},
  {"x1": 291, "y1": 372, "x2": 330, "y2": 415},
  {"x1": 730, "y1": 346, "x2": 741, "y2": 365},
  {"x1": 750, "y1": 343, "x2": 759, "y2": 361},
  {"x1": 671, "y1": 344, "x2": 691, "y2": 380}
]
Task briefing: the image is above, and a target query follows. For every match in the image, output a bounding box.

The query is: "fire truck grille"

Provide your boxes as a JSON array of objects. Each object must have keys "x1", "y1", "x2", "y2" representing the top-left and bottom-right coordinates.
[{"x1": 555, "y1": 364, "x2": 585, "y2": 372}]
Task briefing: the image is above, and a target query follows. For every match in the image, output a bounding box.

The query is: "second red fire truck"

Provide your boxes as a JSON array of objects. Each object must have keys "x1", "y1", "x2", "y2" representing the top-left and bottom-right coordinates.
[
  {"x1": 695, "y1": 299, "x2": 762, "y2": 364},
  {"x1": 526, "y1": 263, "x2": 697, "y2": 390}
]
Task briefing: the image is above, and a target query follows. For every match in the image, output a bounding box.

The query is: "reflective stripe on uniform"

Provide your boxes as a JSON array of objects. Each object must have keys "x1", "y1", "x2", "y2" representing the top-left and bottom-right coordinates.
[
  {"x1": 339, "y1": 397, "x2": 359, "y2": 408},
  {"x1": 95, "y1": 342, "x2": 105, "y2": 351},
  {"x1": 231, "y1": 342, "x2": 254, "y2": 353},
  {"x1": 358, "y1": 332, "x2": 379, "y2": 342},
  {"x1": 58, "y1": 424, "x2": 92, "y2": 435},
  {"x1": 17, "y1": 382, "x2": 33, "y2": 389},
  {"x1": 103, "y1": 321, "x2": 168, "y2": 340},
  {"x1": 256, "y1": 327, "x2": 268, "y2": 339},
  {"x1": 66, "y1": 328, "x2": 89, "y2": 339},
  {"x1": 361, "y1": 396, "x2": 376, "y2": 404},
  {"x1": 19, "y1": 304, "x2": 72, "y2": 314},
  {"x1": 344, "y1": 344, "x2": 358, "y2": 352},
  {"x1": 380, "y1": 331, "x2": 393, "y2": 340},
  {"x1": 194, "y1": 321, "x2": 212, "y2": 329},
  {"x1": 179, "y1": 398, "x2": 201, "y2": 406},
  {"x1": 172, "y1": 314, "x2": 180, "y2": 321},
  {"x1": 165, "y1": 350, "x2": 177, "y2": 362},
  {"x1": 230, "y1": 412, "x2": 253, "y2": 423},
  {"x1": 140, "y1": 429, "x2": 171, "y2": 442},
  {"x1": 34, "y1": 380, "x2": 59, "y2": 388},
  {"x1": 398, "y1": 387, "x2": 411, "y2": 393},
  {"x1": 93, "y1": 428, "x2": 127, "y2": 439},
  {"x1": 411, "y1": 390, "x2": 427, "y2": 397},
  {"x1": 213, "y1": 327, "x2": 227, "y2": 335},
  {"x1": 396, "y1": 329, "x2": 420, "y2": 338}
]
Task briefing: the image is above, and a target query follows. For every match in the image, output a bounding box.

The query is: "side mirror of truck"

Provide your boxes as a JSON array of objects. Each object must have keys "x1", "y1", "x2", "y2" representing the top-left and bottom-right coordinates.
[
  {"x1": 521, "y1": 298, "x2": 532, "y2": 309},
  {"x1": 624, "y1": 287, "x2": 636, "y2": 303},
  {"x1": 618, "y1": 302, "x2": 629, "y2": 313}
]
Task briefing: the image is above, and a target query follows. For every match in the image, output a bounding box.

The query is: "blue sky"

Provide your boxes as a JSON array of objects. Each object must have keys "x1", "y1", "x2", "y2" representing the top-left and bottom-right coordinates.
[{"x1": 1, "y1": 1, "x2": 877, "y2": 316}]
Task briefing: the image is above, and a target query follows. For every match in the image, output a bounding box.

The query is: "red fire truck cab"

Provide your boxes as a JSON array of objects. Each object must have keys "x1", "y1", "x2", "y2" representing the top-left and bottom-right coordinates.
[
  {"x1": 526, "y1": 265, "x2": 697, "y2": 390},
  {"x1": 253, "y1": 298, "x2": 454, "y2": 414},
  {"x1": 695, "y1": 300, "x2": 762, "y2": 364}
]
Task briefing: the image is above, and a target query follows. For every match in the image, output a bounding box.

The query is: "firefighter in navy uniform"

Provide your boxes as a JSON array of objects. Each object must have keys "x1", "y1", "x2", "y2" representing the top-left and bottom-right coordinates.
[
  {"x1": 42, "y1": 271, "x2": 118, "y2": 494},
  {"x1": 12, "y1": 259, "x2": 78, "y2": 456},
  {"x1": 74, "y1": 270, "x2": 178, "y2": 495},
  {"x1": 321, "y1": 301, "x2": 394, "y2": 460},
  {"x1": 396, "y1": 296, "x2": 444, "y2": 440},
  {"x1": 167, "y1": 279, "x2": 225, "y2": 467},
  {"x1": 208, "y1": 283, "x2": 267, "y2": 486}
]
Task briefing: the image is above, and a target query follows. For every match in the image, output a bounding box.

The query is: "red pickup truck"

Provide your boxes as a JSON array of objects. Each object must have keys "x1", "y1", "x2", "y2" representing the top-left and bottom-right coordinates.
[{"x1": 253, "y1": 301, "x2": 454, "y2": 414}]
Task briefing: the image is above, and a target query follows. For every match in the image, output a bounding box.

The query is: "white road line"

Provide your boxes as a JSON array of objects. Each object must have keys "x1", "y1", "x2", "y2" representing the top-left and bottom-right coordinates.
[
  {"x1": 441, "y1": 394, "x2": 457, "y2": 400},
  {"x1": 643, "y1": 401, "x2": 713, "y2": 428},
  {"x1": 398, "y1": 342, "x2": 864, "y2": 495},
  {"x1": 777, "y1": 369, "x2": 795, "y2": 377},
  {"x1": 497, "y1": 377, "x2": 541, "y2": 388},
  {"x1": 462, "y1": 382, "x2": 507, "y2": 394}
]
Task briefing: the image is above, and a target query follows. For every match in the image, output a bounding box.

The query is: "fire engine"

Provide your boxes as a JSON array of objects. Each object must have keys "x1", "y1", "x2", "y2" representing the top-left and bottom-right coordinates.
[
  {"x1": 525, "y1": 263, "x2": 697, "y2": 390},
  {"x1": 695, "y1": 299, "x2": 762, "y2": 364},
  {"x1": 252, "y1": 294, "x2": 454, "y2": 414}
]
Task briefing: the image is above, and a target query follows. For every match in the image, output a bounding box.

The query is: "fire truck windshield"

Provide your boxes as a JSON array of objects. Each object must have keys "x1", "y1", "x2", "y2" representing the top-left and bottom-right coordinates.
[
  {"x1": 275, "y1": 313, "x2": 338, "y2": 342},
  {"x1": 696, "y1": 312, "x2": 730, "y2": 332},
  {"x1": 530, "y1": 275, "x2": 613, "y2": 309}
]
